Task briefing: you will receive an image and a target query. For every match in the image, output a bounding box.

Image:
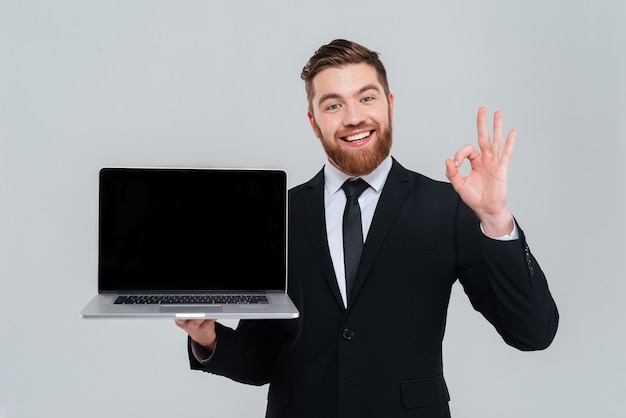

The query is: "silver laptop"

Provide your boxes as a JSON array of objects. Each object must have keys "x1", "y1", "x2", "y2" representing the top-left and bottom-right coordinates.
[{"x1": 80, "y1": 167, "x2": 299, "y2": 319}]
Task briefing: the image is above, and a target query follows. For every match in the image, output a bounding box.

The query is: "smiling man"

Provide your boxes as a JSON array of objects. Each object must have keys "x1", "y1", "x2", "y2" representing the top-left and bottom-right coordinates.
[{"x1": 176, "y1": 39, "x2": 559, "y2": 418}]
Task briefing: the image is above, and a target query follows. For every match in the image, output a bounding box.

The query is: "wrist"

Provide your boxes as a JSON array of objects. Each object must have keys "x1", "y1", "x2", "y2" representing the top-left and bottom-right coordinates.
[{"x1": 478, "y1": 210, "x2": 514, "y2": 238}]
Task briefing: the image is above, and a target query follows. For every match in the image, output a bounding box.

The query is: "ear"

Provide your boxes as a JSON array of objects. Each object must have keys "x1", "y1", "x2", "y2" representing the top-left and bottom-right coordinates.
[
  {"x1": 388, "y1": 93, "x2": 395, "y2": 121},
  {"x1": 307, "y1": 111, "x2": 321, "y2": 139}
]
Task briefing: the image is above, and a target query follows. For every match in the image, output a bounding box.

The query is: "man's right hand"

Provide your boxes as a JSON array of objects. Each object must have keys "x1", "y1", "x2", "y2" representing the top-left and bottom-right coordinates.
[{"x1": 175, "y1": 319, "x2": 217, "y2": 352}]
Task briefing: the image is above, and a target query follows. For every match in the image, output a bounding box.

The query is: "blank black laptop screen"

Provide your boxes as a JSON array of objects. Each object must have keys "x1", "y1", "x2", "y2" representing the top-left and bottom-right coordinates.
[{"x1": 98, "y1": 168, "x2": 286, "y2": 293}]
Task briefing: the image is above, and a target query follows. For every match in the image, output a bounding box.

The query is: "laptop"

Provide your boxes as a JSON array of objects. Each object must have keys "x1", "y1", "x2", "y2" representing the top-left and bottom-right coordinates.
[{"x1": 80, "y1": 167, "x2": 299, "y2": 319}]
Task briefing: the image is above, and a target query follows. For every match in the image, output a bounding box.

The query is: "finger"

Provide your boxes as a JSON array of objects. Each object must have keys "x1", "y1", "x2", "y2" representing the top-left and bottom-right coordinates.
[
  {"x1": 445, "y1": 158, "x2": 462, "y2": 188},
  {"x1": 445, "y1": 159, "x2": 468, "y2": 195},
  {"x1": 500, "y1": 129, "x2": 517, "y2": 166},
  {"x1": 175, "y1": 319, "x2": 196, "y2": 331},
  {"x1": 453, "y1": 144, "x2": 480, "y2": 166},
  {"x1": 175, "y1": 319, "x2": 205, "y2": 330},
  {"x1": 492, "y1": 110, "x2": 503, "y2": 156},
  {"x1": 476, "y1": 107, "x2": 492, "y2": 154}
]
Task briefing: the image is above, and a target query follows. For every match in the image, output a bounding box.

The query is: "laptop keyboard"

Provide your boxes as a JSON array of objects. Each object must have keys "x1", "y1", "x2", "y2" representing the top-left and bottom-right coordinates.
[{"x1": 114, "y1": 295, "x2": 269, "y2": 305}]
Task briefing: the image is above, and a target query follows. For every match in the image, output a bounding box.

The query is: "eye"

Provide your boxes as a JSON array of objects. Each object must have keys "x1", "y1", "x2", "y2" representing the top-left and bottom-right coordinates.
[
  {"x1": 361, "y1": 96, "x2": 374, "y2": 103},
  {"x1": 326, "y1": 103, "x2": 341, "y2": 111}
]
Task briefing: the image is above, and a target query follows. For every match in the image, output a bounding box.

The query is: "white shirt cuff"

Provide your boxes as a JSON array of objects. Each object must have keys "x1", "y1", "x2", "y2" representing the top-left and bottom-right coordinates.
[
  {"x1": 480, "y1": 218, "x2": 519, "y2": 241},
  {"x1": 191, "y1": 340, "x2": 215, "y2": 364}
]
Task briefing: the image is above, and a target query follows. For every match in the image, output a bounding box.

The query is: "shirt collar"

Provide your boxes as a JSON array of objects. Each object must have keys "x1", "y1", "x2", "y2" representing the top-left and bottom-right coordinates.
[{"x1": 324, "y1": 155, "x2": 393, "y2": 196}]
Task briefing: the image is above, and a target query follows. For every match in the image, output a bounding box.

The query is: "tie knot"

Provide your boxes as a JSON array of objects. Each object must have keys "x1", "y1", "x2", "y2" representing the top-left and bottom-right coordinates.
[{"x1": 342, "y1": 178, "x2": 369, "y2": 199}]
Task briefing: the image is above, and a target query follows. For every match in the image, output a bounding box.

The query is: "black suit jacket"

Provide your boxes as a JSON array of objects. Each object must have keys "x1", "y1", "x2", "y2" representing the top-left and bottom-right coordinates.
[{"x1": 189, "y1": 159, "x2": 558, "y2": 418}]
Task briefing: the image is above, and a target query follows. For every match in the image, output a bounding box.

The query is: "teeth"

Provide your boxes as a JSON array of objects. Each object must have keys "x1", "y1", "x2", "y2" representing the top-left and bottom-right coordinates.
[{"x1": 344, "y1": 131, "x2": 372, "y2": 142}]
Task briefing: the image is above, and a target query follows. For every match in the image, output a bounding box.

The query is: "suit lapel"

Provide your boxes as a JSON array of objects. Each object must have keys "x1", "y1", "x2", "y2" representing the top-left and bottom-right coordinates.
[
  {"x1": 348, "y1": 159, "x2": 411, "y2": 307},
  {"x1": 302, "y1": 169, "x2": 346, "y2": 311}
]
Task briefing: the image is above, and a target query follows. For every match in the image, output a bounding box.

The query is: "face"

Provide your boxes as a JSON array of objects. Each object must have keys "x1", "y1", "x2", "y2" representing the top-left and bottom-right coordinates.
[{"x1": 307, "y1": 63, "x2": 395, "y2": 176}]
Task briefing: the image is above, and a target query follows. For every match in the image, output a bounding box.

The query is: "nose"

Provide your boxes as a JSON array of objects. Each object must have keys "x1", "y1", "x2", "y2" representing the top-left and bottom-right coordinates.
[{"x1": 342, "y1": 103, "x2": 366, "y2": 128}]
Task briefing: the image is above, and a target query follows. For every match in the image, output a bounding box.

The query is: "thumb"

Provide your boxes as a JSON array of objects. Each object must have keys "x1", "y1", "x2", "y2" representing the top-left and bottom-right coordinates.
[{"x1": 445, "y1": 159, "x2": 463, "y2": 190}]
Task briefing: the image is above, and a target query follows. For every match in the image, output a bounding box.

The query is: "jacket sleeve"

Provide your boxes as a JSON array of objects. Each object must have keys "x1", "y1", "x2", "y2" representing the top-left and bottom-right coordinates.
[
  {"x1": 455, "y1": 202, "x2": 559, "y2": 351},
  {"x1": 187, "y1": 319, "x2": 288, "y2": 386}
]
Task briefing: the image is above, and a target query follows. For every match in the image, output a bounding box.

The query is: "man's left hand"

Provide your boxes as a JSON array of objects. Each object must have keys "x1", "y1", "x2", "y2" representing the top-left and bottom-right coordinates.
[{"x1": 445, "y1": 107, "x2": 516, "y2": 237}]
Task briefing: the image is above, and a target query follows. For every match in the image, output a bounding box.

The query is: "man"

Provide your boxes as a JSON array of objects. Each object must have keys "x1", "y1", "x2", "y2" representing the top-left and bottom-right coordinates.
[{"x1": 176, "y1": 39, "x2": 558, "y2": 418}]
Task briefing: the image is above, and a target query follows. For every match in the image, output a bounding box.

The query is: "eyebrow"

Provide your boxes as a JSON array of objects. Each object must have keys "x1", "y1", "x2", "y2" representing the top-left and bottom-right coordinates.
[{"x1": 317, "y1": 83, "x2": 382, "y2": 107}]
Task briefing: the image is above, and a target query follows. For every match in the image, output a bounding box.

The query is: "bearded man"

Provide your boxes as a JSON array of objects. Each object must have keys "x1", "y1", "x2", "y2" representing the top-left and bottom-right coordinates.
[{"x1": 176, "y1": 39, "x2": 559, "y2": 418}]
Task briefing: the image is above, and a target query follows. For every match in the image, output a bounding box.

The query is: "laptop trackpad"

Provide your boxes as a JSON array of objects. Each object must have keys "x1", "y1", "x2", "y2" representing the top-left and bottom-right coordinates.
[{"x1": 159, "y1": 306, "x2": 223, "y2": 314}]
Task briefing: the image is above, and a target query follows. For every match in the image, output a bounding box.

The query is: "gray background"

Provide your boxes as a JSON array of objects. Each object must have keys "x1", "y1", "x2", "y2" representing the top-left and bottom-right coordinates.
[{"x1": 1, "y1": 0, "x2": 624, "y2": 417}]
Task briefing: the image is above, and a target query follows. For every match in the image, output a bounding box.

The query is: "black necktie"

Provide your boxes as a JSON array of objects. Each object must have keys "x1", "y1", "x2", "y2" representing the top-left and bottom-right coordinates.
[{"x1": 341, "y1": 178, "x2": 370, "y2": 302}]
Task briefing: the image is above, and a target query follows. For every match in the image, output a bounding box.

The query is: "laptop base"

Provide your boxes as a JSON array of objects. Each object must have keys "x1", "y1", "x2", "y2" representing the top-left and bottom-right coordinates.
[{"x1": 80, "y1": 293, "x2": 299, "y2": 319}]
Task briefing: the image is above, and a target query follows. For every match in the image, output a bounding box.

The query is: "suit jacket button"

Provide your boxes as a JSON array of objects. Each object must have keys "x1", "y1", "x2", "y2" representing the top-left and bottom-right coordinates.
[{"x1": 342, "y1": 329, "x2": 355, "y2": 340}]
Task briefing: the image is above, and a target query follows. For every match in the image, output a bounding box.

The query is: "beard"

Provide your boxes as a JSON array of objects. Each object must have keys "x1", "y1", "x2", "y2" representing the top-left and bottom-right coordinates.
[{"x1": 315, "y1": 120, "x2": 393, "y2": 177}]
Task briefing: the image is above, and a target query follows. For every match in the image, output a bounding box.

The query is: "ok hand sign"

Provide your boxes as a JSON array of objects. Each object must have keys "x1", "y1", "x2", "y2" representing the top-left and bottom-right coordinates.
[{"x1": 445, "y1": 107, "x2": 516, "y2": 237}]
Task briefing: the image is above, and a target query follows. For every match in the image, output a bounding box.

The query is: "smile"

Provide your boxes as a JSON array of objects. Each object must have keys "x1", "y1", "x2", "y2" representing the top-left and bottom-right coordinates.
[{"x1": 341, "y1": 130, "x2": 374, "y2": 143}]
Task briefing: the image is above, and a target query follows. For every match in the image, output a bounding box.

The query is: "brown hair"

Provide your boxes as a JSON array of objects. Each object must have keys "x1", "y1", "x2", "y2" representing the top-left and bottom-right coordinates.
[{"x1": 301, "y1": 39, "x2": 390, "y2": 112}]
